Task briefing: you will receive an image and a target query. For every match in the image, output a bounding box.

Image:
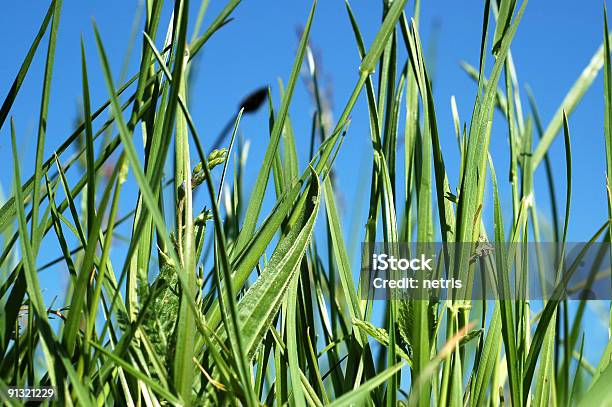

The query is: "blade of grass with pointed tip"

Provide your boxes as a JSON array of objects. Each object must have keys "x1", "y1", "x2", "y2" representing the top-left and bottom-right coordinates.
[
  {"x1": 31, "y1": 0, "x2": 62, "y2": 246},
  {"x1": 360, "y1": 0, "x2": 407, "y2": 75},
  {"x1": 189, "y1": 0, "x2": 242, "y2": 57},
  {"x1": 234, "y1": 0, "x2": 316, "y2": 254},
  {"x1": 61, "y1": 152, "x2": 121, "y2": 356},
  {"x1": 323, "y1": 178, "x2": 364, "y2": 332},
  {"x1": 0, "y1": 0, "x2": 55, "y2": 131},
  {"x1": 54, "y1": 156, "x2": 86, "y2": 245},
  {"x1": 403, "y1": 18, "x2": 456, "y2": 243},
  {"x1": 85, "y1": 160, "x2": 125, "y2": 367},
  {"x1": 45, "y1": 176, "x2": 77, "y2": 280},
  {"x1": 232, "y1": 168, "x2": 320, "y2": 360},
  {"x1": 10, "y1": 119, "x2": 64, "y2": 395},
  {"x1": 532, "y1": 33, "x2": 612, "y2": 168},
  {"x1": 217, "y1": 108, "x2": 243, "y2": 206},
  {"x1": 278, "y1": 80, "x2": 300, "y2": 187},
  {"x1": 81, "y1": 38, "x2": 96, "y2": 233}
]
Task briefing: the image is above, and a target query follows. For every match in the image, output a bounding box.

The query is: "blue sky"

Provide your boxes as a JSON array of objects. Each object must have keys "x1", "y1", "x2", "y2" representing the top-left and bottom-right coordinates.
[
  {"x1": 1, "y1": 0, "x2": 611, "y2": 363},
  {"x1": 1, "y1": 1, "x2": 608, "y2": 240}
]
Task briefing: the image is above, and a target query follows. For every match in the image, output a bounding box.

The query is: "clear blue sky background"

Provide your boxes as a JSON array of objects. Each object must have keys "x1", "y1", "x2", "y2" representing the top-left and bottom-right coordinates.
[{"x1": 1, "y1": 0, "x2": 610, "y2": 364}]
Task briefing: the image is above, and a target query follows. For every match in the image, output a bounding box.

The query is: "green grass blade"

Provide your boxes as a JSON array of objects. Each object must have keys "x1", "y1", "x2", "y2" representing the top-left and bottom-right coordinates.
[
  {"x1": 533, "y1": 313, "x2": 556, "y2": 407},
  {"x1": 328, "y1": 362, "x2": 406, "y2": 407},
  {"x1": 532, "y1": 34, "x2": 612, "y2": 168},
  {"x1": 61, "y1": 153, "x2": 121, "y2": 356},
  {"x1": 232, "y1": 168, "x2": 320, "y2": 360},
  {"x1": 323, "y1": 177, "x2": 364, "y2": 326},
  {"x1": 470, "y1": 305, "x2": 501, "y2": 407},
  {"x1": 603, "y1": 5, "x2": 612, "y2": 329},
  {"x1": 286, "y1": 269, "x2": 306, "y2": 407},
  {"x1": 578, "y1": 361, "x2": 612, "y2": 407},
  {"x1": 233, "y1": 0, "x2": 317, "y2": 254},
  {"x1": 80, "y1": 38, "x2": 96, "y2": 232},
  {"x1": 31, "y1": 0, "x2": 62, "y2": 243},
  {"x1": 89, "y1": 341, "x2": 182, "y2": 405},
  {"x1": 489, "y1": 153, "x2": 522, "y2": 405},
  {"x1": 189, "y1": 0, "x2": 242, "y2": 57},
  {"x1": 0, "y1": 0, "x2": 55, "y2": 131},
  {"x1": 171, "y1": 2, "x2": 199, "y2": 401},
  {"x1": 360, "y1": 0, "x2": 407, "y2": 74},
  {"x1": 10, "y1": 119, "x2": 65, "y2": 394}
]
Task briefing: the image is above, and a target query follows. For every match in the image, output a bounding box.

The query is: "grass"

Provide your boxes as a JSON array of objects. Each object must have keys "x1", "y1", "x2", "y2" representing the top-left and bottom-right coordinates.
[{"x1": 1, "y1": 0, "x2": 612, "y2": 405}]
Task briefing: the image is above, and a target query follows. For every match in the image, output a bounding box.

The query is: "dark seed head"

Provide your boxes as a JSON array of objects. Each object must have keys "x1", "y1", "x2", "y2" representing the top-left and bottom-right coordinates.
[{"x1": 239, "y1": 86, "x2": 268, "y2": 113}]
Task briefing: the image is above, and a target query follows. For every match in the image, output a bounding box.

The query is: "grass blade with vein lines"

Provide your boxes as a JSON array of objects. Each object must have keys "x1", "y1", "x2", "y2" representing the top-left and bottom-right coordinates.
[{"x1": 231, "y1": 168, "x2": 320, "y2": 360}]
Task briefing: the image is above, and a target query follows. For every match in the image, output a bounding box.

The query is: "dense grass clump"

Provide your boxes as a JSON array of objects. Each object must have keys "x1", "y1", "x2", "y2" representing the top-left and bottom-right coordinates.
[{"x1": 2, "y1": 0, "x2": 612, "y2": 405}]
